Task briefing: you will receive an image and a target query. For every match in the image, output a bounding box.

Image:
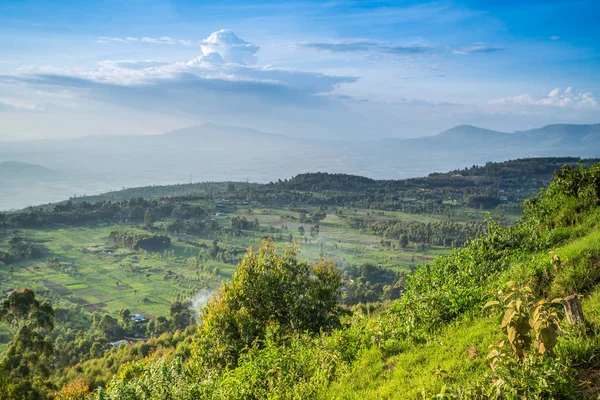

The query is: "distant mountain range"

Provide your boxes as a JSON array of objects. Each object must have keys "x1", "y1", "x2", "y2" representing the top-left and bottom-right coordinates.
[
  {"x1": 376, "y1": 123, "x2": 600, "y2": 155},
  {"x1": 0, "y1": 161, "x2": 60, "y2": 182},
  {"x1": 0, "y1": 122, "x2": 599, "y2": 210},
  {"x1": 424, "y1": 123, "x2": 600, "y2": 150}
]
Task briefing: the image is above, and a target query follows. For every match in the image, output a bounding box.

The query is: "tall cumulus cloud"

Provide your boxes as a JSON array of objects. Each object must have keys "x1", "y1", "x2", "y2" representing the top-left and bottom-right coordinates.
[{"x1": 2, "y1": 30, "x2": 358, "y2": 117}]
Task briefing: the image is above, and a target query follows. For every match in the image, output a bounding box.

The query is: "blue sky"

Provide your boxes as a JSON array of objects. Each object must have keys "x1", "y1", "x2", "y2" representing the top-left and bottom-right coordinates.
[{"x1": 0, "y1": 0, "x2": 598, "y2": 140}]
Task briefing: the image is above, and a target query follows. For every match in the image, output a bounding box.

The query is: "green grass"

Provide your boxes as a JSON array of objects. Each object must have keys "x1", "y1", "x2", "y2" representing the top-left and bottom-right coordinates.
[
  {"x1": 0, "y1": 204, "x2": 500, "y2": 336},
  {"x1": 0, "y1": 225, "x2": 216, "y2": 320},
  {"x1": 233, "y1": 209, "x2": 454, "y2": 269},
  {"x1": 326, "y1": 218, "x2": 600, "y2": 399},
  {"x1": 327, "y1": 314, "x2": 499, "y2": 399}
]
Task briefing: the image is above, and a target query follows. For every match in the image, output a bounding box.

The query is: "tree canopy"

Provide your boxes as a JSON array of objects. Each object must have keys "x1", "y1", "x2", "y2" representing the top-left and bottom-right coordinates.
[
  {"x1": 193, "y1": 240, "x2": 342, "y2": 371},
  {"x1": 0, "y1": 289, "x2": 55, "y2": 399}
]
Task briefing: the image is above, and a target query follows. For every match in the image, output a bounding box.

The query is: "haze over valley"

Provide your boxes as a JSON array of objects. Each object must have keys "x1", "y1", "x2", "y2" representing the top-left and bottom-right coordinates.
[{"x1": 2, "y1": 122, "x2": 600, "y2": 210}]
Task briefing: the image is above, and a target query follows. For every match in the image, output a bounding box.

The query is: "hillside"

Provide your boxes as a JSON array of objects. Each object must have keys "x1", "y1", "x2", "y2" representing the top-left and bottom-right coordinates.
[
  {"x1": 37, "y1": 156, "x2": 600, "y2": 208},
  {"x1": 51, "y1": 181, "x2": 258, "y2": 205},
  {"x1": 0, "y1": 161, "x2": 60, "y2": 182},
  {"x1": 2, "y1": 161, "x2": 600, "y2": 398},
  {"x1": 86, "y1": 161, "x2": 600, "y2": 399},
  {"x1": 515, "y1": 123, "x2": 600, "y2": 147}
]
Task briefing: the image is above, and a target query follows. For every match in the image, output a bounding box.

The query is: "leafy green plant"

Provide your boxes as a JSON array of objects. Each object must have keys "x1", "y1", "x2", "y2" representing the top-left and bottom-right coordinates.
[
  {"x1": 484, "y1": 281, "x2": 564, "y2": 360},
  {"x1": 474, "y1": 282, "x2": 576, "y2": 398},
  {"x1": 481, "y1": 355, "x2": 574, "y2": 399}
]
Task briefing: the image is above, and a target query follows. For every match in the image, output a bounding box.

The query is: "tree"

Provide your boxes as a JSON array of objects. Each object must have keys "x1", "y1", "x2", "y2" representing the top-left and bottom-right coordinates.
[
  {"x1": 311, "y1": 211, "x2": 326, "y2": 222},
  {"x1": 154, "y1": 317, "x2": 170, "y2": 336},
  {"x1": 90, "y1": 342, "x2": 103, "y2": 359},
  {"x1": 210, "y1": 239, "x2": 220, "y2": 259},
  {"x1": 399, "y1": 234, "x2": 409, "y2": 248},
  {"x1": 194, "y1": 240, "x2": 341, "y2": 371},
  {"x1": 169, "y1": 301, "x2": 193, "y2": 331},
  {"x1": 144, "y1": 209, "x2": 155, "y2": 229},
  {"x1": 119, "y1": 308, "x2": 131, "y2": 327},
  {"x1": 310, "y1": 224, "x2": 319, "y2": 238},
  {"x1": 55, "y1": 378, "x2": 89, "y2": 400},
  {"x1": 7, "y1": 233, "x2": 40, "y2": 260},
  {"x1": 0, "y1": 288, "x2": 55, "y2": 399},
  {"x1": 94, "y1": 315, "x2": 123, "y2": 340},
  {"x1": 297, "y1": 226, "x2": 305, "y2": 236},
  {"x1": 145, "y1": 320, "x2": 156, "y2": 337},
  {"x1": 171, "y1": 205, "x2": 188, "y2": 220}
]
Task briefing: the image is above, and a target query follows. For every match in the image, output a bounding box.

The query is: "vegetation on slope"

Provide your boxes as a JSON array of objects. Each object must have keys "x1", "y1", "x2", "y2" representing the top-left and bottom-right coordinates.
[
  {"x1": 3, "y1": 159, "x2": 600, "y2": 399},
  {"x1": 69, "y1": 162, "x2": 600, "y2": 399}
]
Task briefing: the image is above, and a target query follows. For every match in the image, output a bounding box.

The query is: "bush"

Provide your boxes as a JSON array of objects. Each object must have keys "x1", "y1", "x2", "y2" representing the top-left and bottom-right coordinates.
[
  {"x1": 192, "y1": 240, "x2": 342, "y2": 372},
  {"x1": 108, "y1": 231, "x2": 171, "y2": 252}
]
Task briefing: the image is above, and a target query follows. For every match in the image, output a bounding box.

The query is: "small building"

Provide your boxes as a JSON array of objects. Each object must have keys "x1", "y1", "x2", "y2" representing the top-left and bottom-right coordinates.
[
  {"x1": 131, "y1": 314, "x2": 146, "y2": 322},
  {"x1": 215, "y1": 212, "x2": 225, "y2": 217},
  {"x1": 110, "y1": 339, "x2": 130, "y2": 348}
]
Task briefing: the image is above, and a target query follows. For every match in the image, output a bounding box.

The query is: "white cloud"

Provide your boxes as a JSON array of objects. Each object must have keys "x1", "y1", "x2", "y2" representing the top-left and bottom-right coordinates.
[
  {"x1": 3, "y1": 30, "x2": 357, "y2": 121},
  {"x1": 95, "y1": 30, "x2": 259, "y2": 65},
  {"x1": 96, "y1": 36, "x2": 190, "y2": 46},
  {"x1": 0, "y1": 99, "x2": 44, "y2": 112},
  {"x1": 197, "y1": 29, "x2": 260, "y2": 65},
  {"x1": 49, "y1": 30, "x2": 355, "y2": 91},
  {"x1": 141, "y1": 36, "x2": 177, "y2": 45},
  {"x1": 96, "y1": 37, "x2": 126, "y2": 44},
  {"x1": 489, "y1": 87, "x2": 598, "y2": 108},
  {"x1": 452, "y1": 43, "x2": 504, "y2": 55},
  {"x1": 99, "y1": 60, "x2": 171, "y2": 70},
  {"x1": 299, "y1": 39, "x2": 504, "y2": 58},
  {"x1": 550, "y1": 35, "x2": 561, "y2": 41},
  {"x1": 300, "y1": 40, "x2": 437, "y2": 55}
]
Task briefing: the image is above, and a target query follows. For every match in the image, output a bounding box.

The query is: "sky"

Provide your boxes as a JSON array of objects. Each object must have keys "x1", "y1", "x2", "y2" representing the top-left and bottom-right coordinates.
[{"x1": 0, "y1": 0, "x2": 599, "y2": 141}]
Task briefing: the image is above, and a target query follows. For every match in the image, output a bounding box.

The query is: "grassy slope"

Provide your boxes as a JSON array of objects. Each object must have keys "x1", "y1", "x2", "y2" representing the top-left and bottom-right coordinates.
[
  {"x1": 328, "y1": 217, "x2": 600, "y2": 399},
  {"x1": 328, "y1": 315, "x2": 498, "y2": 399},
  {"x1": 67, "y1": 164, "x2": 600, "y2": 400}
]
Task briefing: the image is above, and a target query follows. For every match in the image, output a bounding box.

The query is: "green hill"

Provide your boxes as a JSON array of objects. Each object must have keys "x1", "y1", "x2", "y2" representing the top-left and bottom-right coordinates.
[
  {"x1": 54, "y1": 164, "x2": 600, "y2": 399},
  {"x1": 3, "y1": 161, "x2": 600, "y2": 399}
]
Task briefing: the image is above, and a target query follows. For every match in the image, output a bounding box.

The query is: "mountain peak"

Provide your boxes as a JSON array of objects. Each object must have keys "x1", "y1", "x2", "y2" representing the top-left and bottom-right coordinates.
[
  {"x1": 516, "y1": 123, "x2": 600, "y2": 136},
  {"x1": 0, "y1": 161, "x2": 59, "y2": 181},
  {"x1": 159, "y1": 123, "x2": 293, "y2": 141},
  {"x1": 437, "y1": 124, "x2": 506, "y2": 138}
]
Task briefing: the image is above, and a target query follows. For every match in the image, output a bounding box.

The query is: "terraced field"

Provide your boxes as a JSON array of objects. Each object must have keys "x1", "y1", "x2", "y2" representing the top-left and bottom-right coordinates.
[{"x1": 0, "y1": 205, "x2": 462, "y2": 323}]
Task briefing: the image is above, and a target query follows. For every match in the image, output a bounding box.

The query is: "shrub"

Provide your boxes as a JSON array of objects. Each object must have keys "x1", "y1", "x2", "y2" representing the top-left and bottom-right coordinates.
[
  {"x1": 192, "y1": 240, "x2": 342, "y2": 372},
  {"x1": 108, "y1": 231, "x2": 171, "y2": 252}
]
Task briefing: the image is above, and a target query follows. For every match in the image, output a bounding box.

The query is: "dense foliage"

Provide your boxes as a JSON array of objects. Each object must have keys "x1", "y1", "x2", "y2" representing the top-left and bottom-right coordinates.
[
  {"x1": 2, "y1": 158, "x2": 595, "y2": 231},
  {"x1": 108, "y1": 231, "x2": 171, "y2": 252},
  {"x1": 193, "y1": 241, "x2": 342, "y2": 372},
  {"x1": 3, "y1": 159, "x2": 600, "y2": 399},
  {"x1": 0, "y1": 233, "x2": 42, "y2": 265},
  {"x1": 340, "y1": 263, "x2": 405, "y2": 305},
  {"x1": 357, "y1": 218, "x2": 486, "y2": 248},
  {"x1": 90, "y1": 162, "x2": 600, "y2": 399},
  {"x1": 0, "y1": 289, "x2": 55, "y2": 399}
]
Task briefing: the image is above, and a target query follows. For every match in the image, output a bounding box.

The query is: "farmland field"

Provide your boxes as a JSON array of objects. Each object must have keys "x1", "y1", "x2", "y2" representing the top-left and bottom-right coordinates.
[{"x1": 0, "y1": 200, "x2": 501, "y2": 328}]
